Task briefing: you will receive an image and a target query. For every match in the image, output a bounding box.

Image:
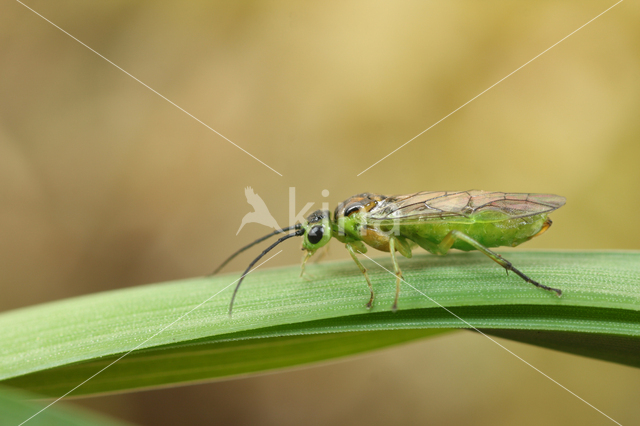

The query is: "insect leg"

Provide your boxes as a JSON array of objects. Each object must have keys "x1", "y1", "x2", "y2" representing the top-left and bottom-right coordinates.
[
  {"x1": 435, "y1": 230, "x2": 562, "y2": 296},
  {"x1": 300, "y1": 251, "x2": 313, "y2": 279},
  {"x1": 388, "y1": 237, "x2": 403, "y2": 312},
  {"x1": 346, "y1": 243, "x2": 375, "y2": 309}
]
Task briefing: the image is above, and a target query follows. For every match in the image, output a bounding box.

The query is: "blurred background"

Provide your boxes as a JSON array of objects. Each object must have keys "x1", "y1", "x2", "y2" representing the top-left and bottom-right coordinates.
[{"x1": 2, "y1": 0, "x2": 639, "y2": 424}]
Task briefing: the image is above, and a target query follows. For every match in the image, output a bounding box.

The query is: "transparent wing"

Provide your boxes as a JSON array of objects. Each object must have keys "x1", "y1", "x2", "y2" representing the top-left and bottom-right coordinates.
[{"x1": 367, "y1": 190, "x2": 566, "y2": 222}]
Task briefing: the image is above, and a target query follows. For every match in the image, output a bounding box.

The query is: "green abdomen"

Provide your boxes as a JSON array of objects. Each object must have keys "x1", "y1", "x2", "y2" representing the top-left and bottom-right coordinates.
[{"x1": 402, "y1": 213, "x2": 550, "y2": 252}]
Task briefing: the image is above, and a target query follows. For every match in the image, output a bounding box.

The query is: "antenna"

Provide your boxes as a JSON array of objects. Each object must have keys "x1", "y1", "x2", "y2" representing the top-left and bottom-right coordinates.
[
  {"x1": 211, "y1": 224, "x2": 302, "y2": 275},
  {"x1": 228, "y1": 228, "x2": 305, "y2": 316}
]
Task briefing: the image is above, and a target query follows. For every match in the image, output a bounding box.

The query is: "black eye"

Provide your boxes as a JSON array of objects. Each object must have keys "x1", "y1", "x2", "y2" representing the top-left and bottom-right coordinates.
[{"x1": 307, "y1": 225, "x2": 324, "y2": 244}]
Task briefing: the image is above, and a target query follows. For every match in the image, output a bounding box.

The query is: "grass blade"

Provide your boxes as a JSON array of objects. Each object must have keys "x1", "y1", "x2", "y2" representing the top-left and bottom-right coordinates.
[
  {"x1": 1, "y1": 251, "x2": 638, "y2": 396},
  {"x1": 0, "y1": 385, "x2": 134, "y2": 425}
]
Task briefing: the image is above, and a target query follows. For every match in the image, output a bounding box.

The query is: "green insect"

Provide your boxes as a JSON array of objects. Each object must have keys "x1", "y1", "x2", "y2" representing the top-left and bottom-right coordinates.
[{"x1": 215, "y1": 190, "x2": 566, "y2": 315}]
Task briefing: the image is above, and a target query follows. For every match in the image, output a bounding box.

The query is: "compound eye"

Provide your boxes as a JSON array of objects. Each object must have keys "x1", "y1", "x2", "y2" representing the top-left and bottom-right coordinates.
[{"x1": 307, "y1": 225, "x2": 324, "y2": 245}]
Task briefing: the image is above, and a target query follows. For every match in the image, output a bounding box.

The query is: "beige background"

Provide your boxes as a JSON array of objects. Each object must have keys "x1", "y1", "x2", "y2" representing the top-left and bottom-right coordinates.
[{"x1": 2, "y1": 1, "x2": 639, "y2": 425}]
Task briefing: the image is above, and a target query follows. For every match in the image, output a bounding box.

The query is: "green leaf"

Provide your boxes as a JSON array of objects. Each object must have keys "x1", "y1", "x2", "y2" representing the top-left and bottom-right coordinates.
[
  {"x1": 0, "y1": 385, "x2": 134, "y2": 426},
  {"x1": 1, "y1": 251, "x2": 639, "y2": 397}
]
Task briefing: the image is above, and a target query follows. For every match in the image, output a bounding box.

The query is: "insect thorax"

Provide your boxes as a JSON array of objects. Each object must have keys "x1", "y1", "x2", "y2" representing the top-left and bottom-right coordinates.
[
  {"x1": 332, "y1": 193, "x2": 401, "y2": 250},
  {"x1": 333, "y1": 193, "x2": 387, "y2": 220}
]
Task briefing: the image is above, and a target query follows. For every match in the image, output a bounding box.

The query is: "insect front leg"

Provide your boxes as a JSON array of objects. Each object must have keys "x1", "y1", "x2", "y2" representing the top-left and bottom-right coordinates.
[
  {"x1": 300, "y1": 251, "x2": 314, "y2": 280},
  {"x1": 346, "y1": 243, "x2": 375, "y2": 309},
  {"x1": 435, "y1": 230, "x2": 562, "y2": 296},
  {"x1": 388, "y1": 237, "x2": 403, "y2": 312}
]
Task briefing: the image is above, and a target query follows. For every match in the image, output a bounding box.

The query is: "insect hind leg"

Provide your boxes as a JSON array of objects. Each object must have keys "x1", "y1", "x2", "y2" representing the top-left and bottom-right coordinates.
[
  {"x1": 435, "y1": 230, "x2": 562, "y2": 297},
  {"x1": 389, "y1": 237, "x2": 403, "y2": 312}
]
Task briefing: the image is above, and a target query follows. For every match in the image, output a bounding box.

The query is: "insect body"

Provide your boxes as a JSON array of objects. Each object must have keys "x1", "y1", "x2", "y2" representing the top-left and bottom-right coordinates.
[{"x1": 216, "y1": 190, "x2": 566, "y2": 315}]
